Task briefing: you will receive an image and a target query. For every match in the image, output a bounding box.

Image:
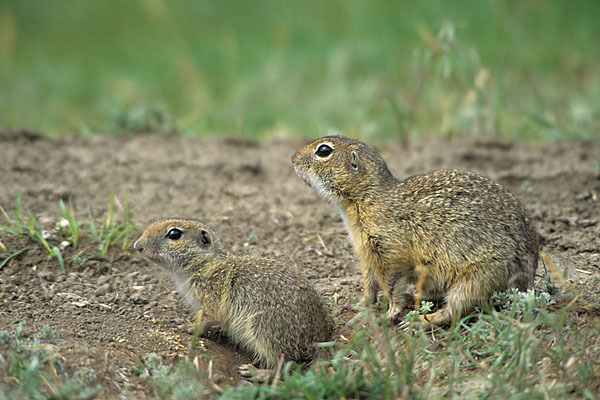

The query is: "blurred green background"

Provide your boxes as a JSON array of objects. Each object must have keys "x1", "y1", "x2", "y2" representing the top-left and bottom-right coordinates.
[{"x1": 0, "y1": 0, "x2": 599, "y2": 140}]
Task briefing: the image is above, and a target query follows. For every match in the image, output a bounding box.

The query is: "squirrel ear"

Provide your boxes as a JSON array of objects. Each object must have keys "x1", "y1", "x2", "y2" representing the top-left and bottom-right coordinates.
[
  {"x1": 350, "y1": 152, "x2": 360, "y2": 172},
  {"x1": 199, "y1": 230, "x2": 212, "y2": 247}
]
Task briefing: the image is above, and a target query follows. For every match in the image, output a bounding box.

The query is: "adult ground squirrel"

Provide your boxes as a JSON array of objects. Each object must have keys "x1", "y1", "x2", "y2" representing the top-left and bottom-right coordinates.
[
  {"x1": 134, "y1": 218, "x2": 334, "y2": 369},
  {"x1": 292, "y1": 135, "x2": 542, "y2": 327}
]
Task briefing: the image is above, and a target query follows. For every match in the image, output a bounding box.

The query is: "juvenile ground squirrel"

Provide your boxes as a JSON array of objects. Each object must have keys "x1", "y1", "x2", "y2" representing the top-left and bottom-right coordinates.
[
  {"x1": 292, "y1": 135, "x2": 541, "y2": 327},
  {"x1": 134, "y1": 218, "x2": 334, "y2": 369}
]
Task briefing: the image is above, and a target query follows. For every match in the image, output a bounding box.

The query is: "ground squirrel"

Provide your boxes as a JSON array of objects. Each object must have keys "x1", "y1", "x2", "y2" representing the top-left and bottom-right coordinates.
[
  {"x1": 292, "y1": 135, "x2": 542, "y2": 327},
  {"x1": 134, "y1": 218, "x2": 334, "y2": 369}
]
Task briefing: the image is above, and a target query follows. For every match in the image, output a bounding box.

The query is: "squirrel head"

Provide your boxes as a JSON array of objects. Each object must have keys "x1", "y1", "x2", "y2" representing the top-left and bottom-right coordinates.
[
  {"x1": 292, "y1": 135, "x2": 396, "y2": 205},
  {"x1": 134, "y1": 218, "x2": 228, "y2": 272}
]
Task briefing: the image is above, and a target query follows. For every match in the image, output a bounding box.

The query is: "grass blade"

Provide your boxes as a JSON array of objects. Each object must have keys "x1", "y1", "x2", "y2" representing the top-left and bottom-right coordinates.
[
  {"x1": 59, "y1": 199, "x2": 80, "y2": 248},
  {"x1": 0, "y1": 204, "x2": 12, "y2": 223},
  {"x1": 0, "y1": 247, "x2": 28, "y2": 270},
  {"x1": 51, "y1": 246, "x2": 65, "y2": 273},
  {"x1": 87, "y1": 206, "x2": 99, "y2": 241},
  {"x1": 0, "y1": 223, "x2": 23, "y2": 236},
  {"x1": 15, "y1": 189, "x2": 23, "y2": 226}
]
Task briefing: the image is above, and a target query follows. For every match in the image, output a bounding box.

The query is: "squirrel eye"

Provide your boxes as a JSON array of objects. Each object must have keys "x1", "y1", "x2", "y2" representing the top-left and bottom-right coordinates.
[
  {"x1": 315, "y1": 144, "x2": 333, "y2": 158},
  {"x1": 166, "y1": 228, "x2": 183, "y2": 240}
]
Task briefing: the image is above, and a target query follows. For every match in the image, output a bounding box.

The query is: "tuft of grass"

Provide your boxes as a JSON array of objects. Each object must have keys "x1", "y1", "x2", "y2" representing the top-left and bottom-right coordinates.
[
  {"x1": 0, "y1": 323, "x2": 100, "y2": 399},
  {"x1": 0, "y1": 190, "x2": 141, "y2": 272},
  {"x1": 0, "y1": 191, "x2": 67, "y2": 272},
  {"x1": 58, "y1": 199, "x2": 83, "y2": 249},
  {"x1": 133, "y1": 353, "x2": 211, "y2": 399},
  {"x1": 87, "y1": 189, "x2": 140, "y2": 257}
]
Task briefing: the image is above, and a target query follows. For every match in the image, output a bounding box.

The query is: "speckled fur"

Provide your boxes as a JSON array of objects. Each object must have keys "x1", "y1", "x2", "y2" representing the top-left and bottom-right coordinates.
[
  {"x1": 134, "y1": 218, "x2": 334, "y2": 368},
  {"x1": 292, "y1": 136, "x2": 542, "y2": 327}
]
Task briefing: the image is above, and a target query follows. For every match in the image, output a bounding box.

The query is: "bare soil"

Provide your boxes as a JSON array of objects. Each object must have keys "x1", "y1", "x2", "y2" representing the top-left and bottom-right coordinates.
[{"x1": 1, "y1": 129, "x2": 599, "y2": 397}]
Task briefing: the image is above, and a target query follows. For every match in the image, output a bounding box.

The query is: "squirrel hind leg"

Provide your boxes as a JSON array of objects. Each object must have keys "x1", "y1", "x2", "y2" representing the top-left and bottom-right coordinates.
[
  {"x1": 238, "y1": 364, "x2": 275, "y2": 383},
  {"x1": 360, "y1": 268, "x2": 380, "y2": 305},
  {"x1": 413, "y1": 263, "x2": 431, "y2": 310},
  {"x1": 250, "y1": 338, "x2": 285, "y2": 370},
  {"x1": 385, "y1": 271, "x2": 415, "y2": 323},
  {"x1": 420, "y1": 282, "x2": 485, "y2": 327},
  {"x1": 419, "y1": 308, "x2": 452, "y2": 328}
]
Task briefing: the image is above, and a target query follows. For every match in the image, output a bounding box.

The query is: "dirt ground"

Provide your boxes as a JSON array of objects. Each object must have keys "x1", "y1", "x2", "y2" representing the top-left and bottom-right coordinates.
[{"x1": 1, "y1": 128, "x2": 599, "y2": 397}]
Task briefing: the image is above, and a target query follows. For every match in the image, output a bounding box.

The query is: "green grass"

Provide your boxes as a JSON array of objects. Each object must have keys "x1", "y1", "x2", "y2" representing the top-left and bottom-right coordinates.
[
  {"x1": 0, "y1": 191, "x2": 68, "y2": 272},
  {"x1": 0, "y1": 190, "x2": 141, "y2": 272},
  {"x1": 0, "y1": 323, "x2": 100, "y2": 399},
  {"x1": 132, "y1": 291, "x2": 598, "y2": 399},
  {"x1": 132, "y1": 353, "x2": 212, "y2": 399},
  {"x1": 1, "y1": 0, "x2": 599, "y2": 139}
]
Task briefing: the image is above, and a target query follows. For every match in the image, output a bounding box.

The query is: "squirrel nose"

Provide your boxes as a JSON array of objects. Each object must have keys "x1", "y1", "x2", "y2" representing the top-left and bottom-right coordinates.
[{"x1": 291, "y1": 151, "x2": 300, "y2": 164}]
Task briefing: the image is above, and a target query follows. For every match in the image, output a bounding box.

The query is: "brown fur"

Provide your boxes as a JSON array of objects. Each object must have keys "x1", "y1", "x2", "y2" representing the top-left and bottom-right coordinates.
[
  {"x1": 134, "y1": 218, "x2": 334, "y2": 368},
  {"x1": 292, "y1": 135, "x2": 542, "y2": 327}
]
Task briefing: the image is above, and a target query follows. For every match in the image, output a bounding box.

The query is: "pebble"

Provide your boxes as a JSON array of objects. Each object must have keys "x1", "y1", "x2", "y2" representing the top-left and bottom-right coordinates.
[
  {"x1": 96, "y1": 275, "x2": 111, "y2": 286},
  {"x1": 38, "y1": 270, "x2": 56, "y2": 282},
  {"x1": 94, "y1": 283, "x2": 111, "y2": 297},
  {"x1": 130, "y1": 293, "x2": 149, "y2": 305}
]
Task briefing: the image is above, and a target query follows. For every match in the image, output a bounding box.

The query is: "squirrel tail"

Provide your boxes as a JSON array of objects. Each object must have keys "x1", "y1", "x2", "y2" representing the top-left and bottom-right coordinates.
[
  {"x1": 547, "y1": 294, "x2": 600, "y2": 315},
  {"x1": 540, "y1": 251, "x2": 600, "y2": 315},
  {"x1": 540, "y1": 251, "x2": 569, "y2": 288}
]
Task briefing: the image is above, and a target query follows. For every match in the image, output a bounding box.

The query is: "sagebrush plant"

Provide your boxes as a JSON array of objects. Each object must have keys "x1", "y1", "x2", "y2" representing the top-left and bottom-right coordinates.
[
  {"x1": 0, "y1": 190, "x2": 141, "y2": 272},
  {"x1": 0, "y1": 323, "x2": 100, "y2": 399}
]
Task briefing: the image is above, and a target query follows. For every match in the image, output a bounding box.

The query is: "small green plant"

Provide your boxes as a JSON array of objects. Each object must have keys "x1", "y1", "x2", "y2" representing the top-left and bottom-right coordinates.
[
  {"x1": 246, "y1": 234, "x2": 259, "y2": 245},
  {"x1": 134, "y1": 353, "x2": 211, "y2": 399},
  {"x1": 0, "y1": 189, "x2": 141, "y2": 272},
  {"x1": 87, "y1": 189, "x2": 140, "y2": 256},
  {"x1": 0, "y1": 190, "x2": 67, "y2": 272},
  {"x1": 58, "y1": 199, "x2": 83, "y2": 249},
  {"x1": 0, "y1": 323, "x2": 100, "y2": 399},
  {"x1": 492, "y1": 288, "x2": 554, "y2": 321}
]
